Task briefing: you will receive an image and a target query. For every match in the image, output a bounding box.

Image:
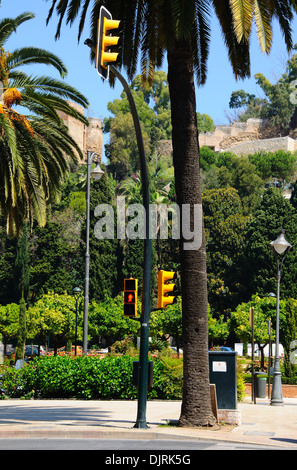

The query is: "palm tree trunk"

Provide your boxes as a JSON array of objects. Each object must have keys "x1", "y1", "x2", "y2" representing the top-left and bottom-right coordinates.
[{"x1": 167, "y1": 39, "x2": 216, "y2": 427}]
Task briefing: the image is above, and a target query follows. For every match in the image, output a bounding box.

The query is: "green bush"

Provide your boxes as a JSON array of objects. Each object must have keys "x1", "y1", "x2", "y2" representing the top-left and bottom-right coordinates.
[
  {"x1": 1, "y1": 355, "x2": 139, "y2": 400},
  {"x1": 0, "y1": 353, "x2": 247, "y2": 401},
  {"x1": 237, "y1": 358, "x2": 246, "y2": 402},
  {"x1": 152, "y1": 352, "x2": 183, "y2": 400},
  {"x1": 1, "y1": 354, "x2": 183, "y2": 400}
]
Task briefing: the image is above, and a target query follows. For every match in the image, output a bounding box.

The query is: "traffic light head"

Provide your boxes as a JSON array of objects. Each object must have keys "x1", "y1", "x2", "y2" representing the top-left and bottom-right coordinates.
[
  {"x1": 96, "y1": 6, "x2": 120, "y2": 80},
  {"x1": 124, "y1": 278, "x2": 138, "y2": 317},
  {"x1": 101, "y1": 17, "x2": 120, "y2": 68},
  {"x1": 157, "y1": 270, "x2": 178, "y2": 309}
]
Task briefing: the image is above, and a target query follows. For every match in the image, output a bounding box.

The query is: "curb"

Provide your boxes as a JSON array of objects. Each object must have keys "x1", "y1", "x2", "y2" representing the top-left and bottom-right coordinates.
[{"x1": 0, "y1": 426, "x2": 294, "y2": 448}]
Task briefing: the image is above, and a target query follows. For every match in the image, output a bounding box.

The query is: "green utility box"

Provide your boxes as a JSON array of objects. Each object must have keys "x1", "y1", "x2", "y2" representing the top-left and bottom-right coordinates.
[{"x1": 209, "y1": 351, "x2": 237, "y2": 409}]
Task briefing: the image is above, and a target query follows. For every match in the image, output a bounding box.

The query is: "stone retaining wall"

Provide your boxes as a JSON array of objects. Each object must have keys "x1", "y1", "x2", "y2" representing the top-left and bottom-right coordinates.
[
  {"x1": 245, "y1": 383, "x2": 297, "y2": 398},
  {"x1": 157, "y1": 134, "x2": 297, "y2": 158},
  {"x1": 223, "y1": 136, "x2": 297, "y2": 156}
]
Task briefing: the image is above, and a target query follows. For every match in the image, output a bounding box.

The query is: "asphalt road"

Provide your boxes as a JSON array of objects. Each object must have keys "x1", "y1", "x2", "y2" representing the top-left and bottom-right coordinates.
[{"x1": 0, "y1": 438, "x2": 287, "y2": 451}]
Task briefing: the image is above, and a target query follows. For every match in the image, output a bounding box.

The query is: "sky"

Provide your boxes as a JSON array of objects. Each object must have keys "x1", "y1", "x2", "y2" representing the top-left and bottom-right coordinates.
[{"x1": 2, "y1": 0, "x2": 297, "y2": 160}]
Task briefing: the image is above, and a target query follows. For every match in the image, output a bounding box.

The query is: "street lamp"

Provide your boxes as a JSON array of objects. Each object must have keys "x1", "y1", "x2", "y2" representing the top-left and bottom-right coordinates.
[
  {"x1": 269, "y1": 229, "x2": 292, "y2": 406},
  {"x1": 83, "y1": 151, "x2": 104, "y2": 356},
  {"x1": 91, "y1": 160, "x2": 104, "y2": 181},
  {"x1": 72, "y1": 287, "x2": 82, "y2": 356}
]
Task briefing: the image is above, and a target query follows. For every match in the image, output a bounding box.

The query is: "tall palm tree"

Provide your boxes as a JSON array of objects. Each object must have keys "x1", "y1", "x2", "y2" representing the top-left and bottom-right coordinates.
[
  {"x1": 47, "y1": 0, "x2": 297, "y2": 426},
  {"x1": 0, "y1": 9, "x2": 89, "y2": 236}
]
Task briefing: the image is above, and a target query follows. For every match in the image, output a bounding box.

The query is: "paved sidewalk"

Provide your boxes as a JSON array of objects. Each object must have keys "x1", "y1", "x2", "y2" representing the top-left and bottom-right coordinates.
[{"x1": 0, "y1": 397, "x2": 296, "y2": 448}]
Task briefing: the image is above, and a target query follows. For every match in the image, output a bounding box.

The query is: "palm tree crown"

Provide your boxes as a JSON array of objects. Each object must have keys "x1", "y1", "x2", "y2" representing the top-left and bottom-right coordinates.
[
  {"x1": 0, "y1": 9, "x2": 89, "y2": 236},
  {"x1": 47, "y1": 0, "x2": 297, "y2": 84}
]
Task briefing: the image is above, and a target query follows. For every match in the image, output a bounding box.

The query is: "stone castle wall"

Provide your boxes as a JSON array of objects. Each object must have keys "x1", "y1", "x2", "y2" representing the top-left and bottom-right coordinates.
[
  {"x1": 57, "y1": 101, "x2": 103, "y2": 163},
  {"x1": 156, "y1": 118, "x2": 297, "y2": 157},
  {"x1": 223, "y1": 136, "x2": 297, "y2": 156}
]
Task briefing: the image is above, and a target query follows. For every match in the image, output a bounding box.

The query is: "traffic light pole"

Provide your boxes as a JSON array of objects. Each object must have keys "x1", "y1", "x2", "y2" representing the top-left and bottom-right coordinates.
[{"x1": 110, "y1": 65, "x2": 152, "y2": 429}]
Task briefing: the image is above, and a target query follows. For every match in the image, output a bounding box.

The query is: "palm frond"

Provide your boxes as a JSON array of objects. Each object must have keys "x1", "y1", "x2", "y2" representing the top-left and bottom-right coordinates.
[
  {"x1": 78, "y1": 0, "x2": 91, "y2": 42},
  {"x1": 229, "y1": 0, "x2": 253, "y2": 44},
  {"x1": 171, "y1": 0, "x2": 196, "y2": 41},
  {"x1": 272, "y1": 0, "x2": 293, "y2": 52},
  {"x1": 54, "y1": 0, "x2": 70, "y2": 40},
  {"x1": 0, "y1": 12, "x2": 35, "y2": 47},
  {"x1": 212, "y1": 0, "x2": 251, "y2": 79},
  {"x1": 0, "y1": 112, "x2": 19, "y2": 170},
  {"x1": 0, "y1": 8, "x2": 89, "y2": 235},
  {"x1": 7, "y1": 47, "x2": 68, "y2": 78},
  {"x1": 9, "y1": 71, "x2": 89, "y2": 108},
  {"x1": 192, "y1": 0, "x2": 211, "y2": 86},
  {"x1": 253, "y1": 0, "x2": 272, "y2": 53}
]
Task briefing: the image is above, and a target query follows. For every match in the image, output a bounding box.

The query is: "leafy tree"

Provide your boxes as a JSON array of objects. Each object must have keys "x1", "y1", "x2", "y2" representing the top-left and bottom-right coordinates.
[
  {"x1": 26, "y1": 292, "x2": 80, "y2": 352},
  {"x1": 283, "y1": 298, "x2": 297, "y2": 378},
  {"x1": 150, "y1": 298, "x2": 183, "y2": 355},
  {"x1": 128, "y1": 71, "x2": 172, "y2": 142},
  {"x1": 197, "y1": 113, "x2": 215, "y2": 132},
  {"x1": 13, "y1": 223, "x2": 30, "y2": 302},
  {"x1": 151, "y1": 300, "x2": 229, "y2": 353},
  {"x1": 0, "y1": 303, "x2": 19, "y2": 354},
  {"x1": 230, "y1": 48, "x2": 297, "y2": 132},
  {"x1": 105, "y1": 113, "x2": 150, "y2": 180},
  {"x1": 242, "y1": 187, "x2": 297, "y2": 300},
  {"x1": 203, "y1": 187, "x2": 249, "y2": 316},
  {"x1": 0, "y1": 10, "x2": 89, "y2": 236},
  {"x1": 199, "y1": 146, "x2": 217, "y2": 171},
  {"x1": 0, "y1": 224, "x2": 17, "y2": 305},
  {"x1": 225, "y1": 156, "x2": 264, "y2": 214},
  {"x1": 229, "y1": 89, "x2": 267, "y2": 121},
  {"x1": 202, "y1": 153, "x2": 264, "y2": 213},
  {"x1": 83, "y1": 171, "x2": 123, "y2": 302},
  {"x1": 248, "y1": 150, "x2": 297, "y2": 184},
  {"x1": 88, "y1": 294, "x2": 139, "y2": 347},
  {"x1": 15, "y1": 297, "x2": 27, "y2": 361},
  {"x1": 29, "y1": 220, "x2": 79, "y2": 298},
  {"x1": 230, "y1": 294, "x2": 281, "y2": 369},
  {"x1": 208, "y1": 309, "x2": 229, "y2": 348},
  {"x1": 104, "y1": 72, "x2": 173, "y2": 179}
]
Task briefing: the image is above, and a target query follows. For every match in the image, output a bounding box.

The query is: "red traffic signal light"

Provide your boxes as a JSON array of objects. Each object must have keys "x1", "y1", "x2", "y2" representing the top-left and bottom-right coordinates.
[{"x1": 124, "y1": 278, "x2": 138, "y2": 317}]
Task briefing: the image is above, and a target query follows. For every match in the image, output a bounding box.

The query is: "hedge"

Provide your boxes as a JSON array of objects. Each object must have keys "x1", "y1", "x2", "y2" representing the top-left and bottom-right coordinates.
[
  {"x1": 0, "y1": 354, "x2": 246, "y2": 401},
  {"x1": 0, "y1": 354, "x2": 183, "y2": 400}
]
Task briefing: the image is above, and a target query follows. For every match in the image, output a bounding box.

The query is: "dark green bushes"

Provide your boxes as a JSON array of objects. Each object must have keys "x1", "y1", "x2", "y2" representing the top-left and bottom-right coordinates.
[
  {"x1": 0, "y1": 354, "x2": 183, "y2": 400},
  {"x1": 1, "y1": 353, "x2": 247, "y2": 401}
]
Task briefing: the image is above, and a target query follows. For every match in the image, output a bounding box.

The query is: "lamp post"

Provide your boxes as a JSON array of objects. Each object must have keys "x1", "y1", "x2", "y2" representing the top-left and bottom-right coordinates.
[
  {"x1": 269, "y1": 229, "x2": 292, "y2": 406},
  {"x1": 83, "y1": 151, "x2": 104, "y2": 355},
  {"x1": 267, "y1": 292, "x2": 276, "y2": 399},
  {"x1": 72, "y1": 287, "x2": 82, "y2": 356}
]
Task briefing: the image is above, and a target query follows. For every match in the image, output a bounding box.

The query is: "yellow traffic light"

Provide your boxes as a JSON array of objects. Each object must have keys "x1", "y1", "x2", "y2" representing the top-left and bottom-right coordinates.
[
  {"x1": 157, "y1": 270, "x2": 177, "y2": 309},
  {"x1": 124, "y1": 278, "x2": 138, "y2": 317},
  {"x1": 101, "y1": 18, "x2": 120, "y2": 68},
  {"x1": 96, "y1": 6, "x2": 120, "y2": 80}
]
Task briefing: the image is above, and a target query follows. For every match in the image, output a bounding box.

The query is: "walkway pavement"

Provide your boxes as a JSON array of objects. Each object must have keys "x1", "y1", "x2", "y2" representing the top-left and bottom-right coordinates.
[{"x1": 0, "y1": 397, "x2": 296, "y2": 448}]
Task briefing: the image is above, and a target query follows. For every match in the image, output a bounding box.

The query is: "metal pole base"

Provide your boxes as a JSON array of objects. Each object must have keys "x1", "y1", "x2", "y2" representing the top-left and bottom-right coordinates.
[
  {"x1": 133, "y1": 421, "x2": 149, "y2": 429},
  {"x1": 270, "y1": 371, "x2": 284, "y2": 406}
]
